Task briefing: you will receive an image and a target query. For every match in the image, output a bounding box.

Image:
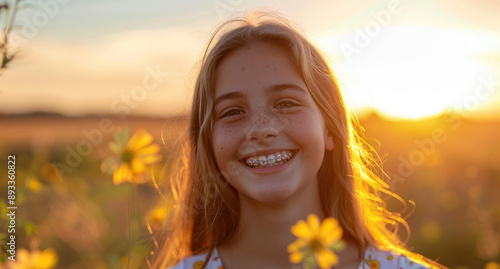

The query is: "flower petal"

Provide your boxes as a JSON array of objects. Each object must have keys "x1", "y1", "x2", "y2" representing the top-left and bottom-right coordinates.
[
  {"x1": 131, "y1": 157, "x2": 146, "y2": 174},
  {"x1": 307, "y1": 214, "x2": 320, "y2": 235},
  {"x1": 289, "y1": 251, "x2": 304, "y2": 263},
  {"x1": 319, "y1": 217, "x2": 343, "y2": 246},
  {"x1": 34, "y1": 248, "x2": 58, "y2": 269},
  {"x1": 316, "y1": 248, "x2": 338, "y2": 269},
  {"x1": 16, "y1": 248, "x2": 30, "y2": 263},
  {"x1": 136, "y1": 144, "x2": 162, "y2": 164},
  {"x1": 140, "y1": 153, "x2": 162, "y2": 165},
  {"x1": 287, "y1": 239, "x2": 308, "y2": 253},
  {"x1": 113, "y1": 163, "x2": 133, "y2": 185},
  {"x1": 136, "y1": 144, "x2": 161, "y2": 156},
  {"x1": 126, "y1": 129, "x2": 153, "y2": 151},
  {"x1": 291, "y1": 220, "x2": 314, "y2": 240},
  {"x1": 149, "y1": 207, "x2": 168, "y2": 226}
]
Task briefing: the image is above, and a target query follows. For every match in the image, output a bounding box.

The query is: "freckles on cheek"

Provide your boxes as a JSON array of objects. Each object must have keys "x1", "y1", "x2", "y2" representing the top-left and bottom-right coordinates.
[
  {"x1": 285, "y1": 114, "x2": 308, "y2": 136},
  {"x1": 213, "y1": 127, "x2": 233, "y2": 154}
]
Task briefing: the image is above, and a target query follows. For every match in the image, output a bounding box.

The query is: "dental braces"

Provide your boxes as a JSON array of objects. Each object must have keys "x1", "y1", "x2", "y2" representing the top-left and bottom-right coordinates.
[{"x1": 245, "y1": 151, "x2": 294, "y2": 168}]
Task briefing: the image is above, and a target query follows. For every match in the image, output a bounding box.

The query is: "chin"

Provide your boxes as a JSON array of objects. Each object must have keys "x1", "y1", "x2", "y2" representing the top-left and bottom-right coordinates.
[{"x1": 243, "y1": 186, "x2": 295, "y2": 203}]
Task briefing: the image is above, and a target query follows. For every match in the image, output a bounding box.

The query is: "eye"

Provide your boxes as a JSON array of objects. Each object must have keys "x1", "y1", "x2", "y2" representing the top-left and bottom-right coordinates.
[
  {"x1": 276, "y1": 100, "x2": 299, "y2": 109},
  {"x1": 220, "y1": 108, "x2": 243, "y2": 118}
]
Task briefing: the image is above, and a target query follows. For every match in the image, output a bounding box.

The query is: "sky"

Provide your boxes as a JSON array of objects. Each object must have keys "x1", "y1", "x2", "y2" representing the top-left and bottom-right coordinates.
[{"x1": 0, "y1": 0, "x2": 499, "y2": 120}]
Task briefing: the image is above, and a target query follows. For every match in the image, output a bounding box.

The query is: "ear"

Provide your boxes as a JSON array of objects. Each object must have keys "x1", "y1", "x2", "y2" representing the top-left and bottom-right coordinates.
[{"x1": 324, "y1": 129, "x2": 334, "y2": 151}]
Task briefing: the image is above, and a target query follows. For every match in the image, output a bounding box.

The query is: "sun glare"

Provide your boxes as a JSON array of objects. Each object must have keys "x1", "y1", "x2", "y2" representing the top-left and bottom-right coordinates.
[{"x1": 318, "y1": 26, "x2": 498, "y2": 120}]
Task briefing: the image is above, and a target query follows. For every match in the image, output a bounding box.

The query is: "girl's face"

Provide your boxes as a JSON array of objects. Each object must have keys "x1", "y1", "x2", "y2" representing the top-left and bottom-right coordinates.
[{"x1": 212, "y1": 42, "x2": 334, "y2": 203}]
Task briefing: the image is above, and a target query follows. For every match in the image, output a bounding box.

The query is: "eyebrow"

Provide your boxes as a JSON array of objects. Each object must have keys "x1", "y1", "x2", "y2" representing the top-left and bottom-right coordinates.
[{"x1": 214, "y1": 83, "x2": 308, "y2": 108}]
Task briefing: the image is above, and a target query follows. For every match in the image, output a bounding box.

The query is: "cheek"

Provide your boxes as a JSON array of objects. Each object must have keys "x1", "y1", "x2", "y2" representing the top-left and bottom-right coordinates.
[
  {"x1": 212, "y1": 127, "x2": 236, "y2": 162},
  {"x1": 212, "y1": 127, "x2": 247, "y2": 181},
  {"x1": 283, "y1": 113, "x2": 316, "y2": 138},
  {"x1": 284, "y1": 112, "x2": 326, "y2": 152}
]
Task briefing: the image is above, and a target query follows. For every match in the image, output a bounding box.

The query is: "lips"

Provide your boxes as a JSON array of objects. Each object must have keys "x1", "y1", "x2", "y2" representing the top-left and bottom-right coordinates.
[{"x1": 241, "y1": 150, "x2": 295, "y2": 168}]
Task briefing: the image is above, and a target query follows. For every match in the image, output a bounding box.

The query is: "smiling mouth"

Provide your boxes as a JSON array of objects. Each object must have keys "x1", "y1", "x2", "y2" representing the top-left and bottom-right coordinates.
[{"x1": 242, "y1": 150, "x2": 295, "y2": 169}]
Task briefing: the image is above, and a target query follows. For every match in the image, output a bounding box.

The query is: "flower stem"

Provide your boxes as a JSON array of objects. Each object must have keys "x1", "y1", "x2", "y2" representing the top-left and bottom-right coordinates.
[{"x1": 127, "y1": 183, "x2": 137, "y2": 268}]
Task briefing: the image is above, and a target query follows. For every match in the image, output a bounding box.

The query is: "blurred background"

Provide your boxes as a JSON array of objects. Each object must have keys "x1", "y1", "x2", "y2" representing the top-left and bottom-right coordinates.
[{"x1": 0, "y1": 0, "x2": 499, "y2": 268}]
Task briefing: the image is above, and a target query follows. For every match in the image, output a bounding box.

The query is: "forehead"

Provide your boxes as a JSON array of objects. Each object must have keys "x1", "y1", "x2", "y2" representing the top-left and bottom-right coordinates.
[{"x1": 214, "y1": 42, "x2": 304, "y2": 96}]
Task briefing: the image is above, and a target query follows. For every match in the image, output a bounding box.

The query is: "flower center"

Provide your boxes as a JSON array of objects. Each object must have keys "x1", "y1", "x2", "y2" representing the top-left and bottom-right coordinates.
[
  {"x1": 121, "y1": 150, "x2": 134, "y2": 163},
  {"x1": 309, "y1": 239, "x2": 321, "y2": 252}
]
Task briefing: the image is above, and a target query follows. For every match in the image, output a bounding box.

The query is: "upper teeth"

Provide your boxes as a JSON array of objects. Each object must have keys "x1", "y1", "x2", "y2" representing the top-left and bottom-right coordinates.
[{"x1": 244, "y1": 150, "x2": 294, "y2": 168}]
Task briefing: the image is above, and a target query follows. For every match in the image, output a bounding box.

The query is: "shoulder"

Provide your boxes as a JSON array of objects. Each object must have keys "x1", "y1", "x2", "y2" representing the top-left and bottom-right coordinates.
[
  {"x1": 167, "y1": 248, "x2": 224, "y2": 269},
  {"x1": 360, "y1": 246, "x2": 433, "y2": 269}
]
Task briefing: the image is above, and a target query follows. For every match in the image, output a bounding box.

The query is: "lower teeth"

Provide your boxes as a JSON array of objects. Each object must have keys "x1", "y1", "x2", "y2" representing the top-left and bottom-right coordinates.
[
  {"x1": 255, "y1": 161, "x2": 285, "y2": 168},
  {"x1": 248, "y1": 158, "x2": 292, "y2": 168}
]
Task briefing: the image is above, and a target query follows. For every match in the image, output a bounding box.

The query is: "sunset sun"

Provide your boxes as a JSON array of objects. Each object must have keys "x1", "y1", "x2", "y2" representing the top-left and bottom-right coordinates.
[{"x1": 318, "y1": 26, "x2": 498, "y2": 120}]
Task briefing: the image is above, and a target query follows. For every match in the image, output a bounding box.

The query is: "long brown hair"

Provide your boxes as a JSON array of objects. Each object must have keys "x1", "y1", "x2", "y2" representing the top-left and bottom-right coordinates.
[{"x1": 149, "y1": 11, "x2": 443, "y2": 269}]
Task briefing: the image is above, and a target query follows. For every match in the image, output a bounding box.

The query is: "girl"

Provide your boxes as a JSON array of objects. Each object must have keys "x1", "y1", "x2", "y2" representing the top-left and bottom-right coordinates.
[{"x1": 149, "y1": 11, "x2": 446, "y2": 269}]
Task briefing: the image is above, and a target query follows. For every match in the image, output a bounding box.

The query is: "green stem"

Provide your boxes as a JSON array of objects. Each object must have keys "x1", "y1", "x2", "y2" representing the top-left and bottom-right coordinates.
[{"x1": 127, "y1": 183, "x2": 134, "y2": 269}]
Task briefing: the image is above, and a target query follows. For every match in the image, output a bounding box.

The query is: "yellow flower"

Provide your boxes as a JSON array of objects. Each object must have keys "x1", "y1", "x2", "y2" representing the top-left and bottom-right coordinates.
[
  {"x1": 485, "y1": 262, "x2": 500, "y2": 269},
  {"x1": 193, "y1": 261, "x2": 204, "y2": 269},
  {"x1": 148, "y1": 206, "x2": 168, "y2": 230},
  {"x1": 26, "y1": 177, "x2": 42, "y2": 192},
  {"x1": 7, "y1": 248, "x2": 58, "y2": 269},
  {"x1": 102, "y1": 128, "x2": 162, "y2": 185},
  {"x1": 287, "y1": 214, "x2": 345, "y2": 269},
  {"x1": 365, "y1": 254, "x2": 381, "y2": 269}
]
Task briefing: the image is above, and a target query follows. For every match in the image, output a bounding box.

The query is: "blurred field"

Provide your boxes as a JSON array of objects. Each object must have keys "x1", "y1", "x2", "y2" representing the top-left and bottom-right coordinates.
[{"x1": 0, "y1": 112, "x2": 499, "y2": 268}]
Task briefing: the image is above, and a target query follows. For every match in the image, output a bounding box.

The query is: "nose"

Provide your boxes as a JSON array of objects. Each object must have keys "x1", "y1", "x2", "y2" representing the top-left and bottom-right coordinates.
[{"x1": 246, "y1": 112, "x2": 281, "y2": 144}]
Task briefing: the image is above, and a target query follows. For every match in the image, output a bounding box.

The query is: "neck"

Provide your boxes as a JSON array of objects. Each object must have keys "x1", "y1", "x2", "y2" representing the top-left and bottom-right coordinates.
[
  {"x1": 217, "y1": 177, "x2": 362, "y2": 269},
  {"x1": 218, "y1": 177, "x2": 324, "y2": 268}
]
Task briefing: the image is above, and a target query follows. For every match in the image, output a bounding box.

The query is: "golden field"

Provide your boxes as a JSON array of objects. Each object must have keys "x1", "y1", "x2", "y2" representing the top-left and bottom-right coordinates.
[{"x1": 0, "y1": 112, "x2": 499, "y2": 268}]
